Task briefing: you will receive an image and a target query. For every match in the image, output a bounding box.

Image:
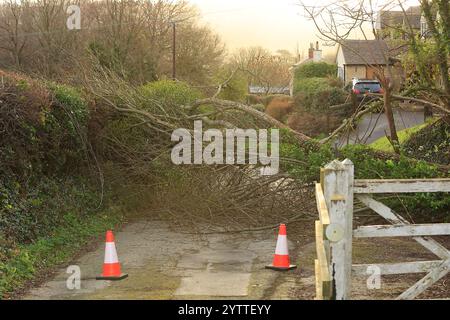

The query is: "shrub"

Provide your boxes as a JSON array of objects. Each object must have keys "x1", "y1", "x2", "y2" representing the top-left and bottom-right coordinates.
[
  {"x1": 252, "y1": 104, "x2": 266, "y2": 112},
  {"x1": 215, "y1": 69, "x2": 248, "y2": 102},
  {"x1": 265, "y1": 96, "x2": 293, "y2": 121},
  {"x1": 100, "y1": 80, "x2": 203, "y2": 176},
  {"x1": 139, "y1": 80, "x2": 201, "y2": 111},
  {"x1": 0, "y1": 72, "x2": 95, "y2": 246},
  {"x1": 403, "y1": 119, "x2": 450, "y2": 165},
  {"x1": 246, "y1": 94, "x2": 263, "y2": 105},
  {"x1": 294, "y1": 77, "x2": 346, "y2": 112},
  {"x1": 294, "y1": 62, "x2": 337, "y2": 80},
  {"x1": 278, "y1": 131, "x2": 450, "y2": 221},
  {"x1": 0, "y1": 176, "x2": 99, "y2": 245},
  {"x1": 0, "y1": 73, "x2": 90, "y2": 178},
  {"x1": 287, "y1": 111, "x2": 342, "y2": 137},
  {"x1": 44, "y1": 84, "x2": 90, "y2": 173}
]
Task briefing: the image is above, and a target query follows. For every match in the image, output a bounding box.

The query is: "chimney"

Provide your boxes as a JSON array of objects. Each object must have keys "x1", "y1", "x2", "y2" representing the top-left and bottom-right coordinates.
[
  {"x1": 308, "y1": 43, "x2": 314, "y2": 59},
  {"x1": 313, "y1": 42, "x2": 322, "y2": 62}
]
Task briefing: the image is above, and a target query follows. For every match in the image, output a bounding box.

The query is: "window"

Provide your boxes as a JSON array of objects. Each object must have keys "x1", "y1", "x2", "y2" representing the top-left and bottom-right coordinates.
[
  {"x1": 421, "y1": 22, "x2": 427, "y2": 37},
  {"x1": 338, "y1": 67, "x2": 344, "y2": 80},
  {"x1": 354, "y1": 82, "x2": 382, "y2": 93}
]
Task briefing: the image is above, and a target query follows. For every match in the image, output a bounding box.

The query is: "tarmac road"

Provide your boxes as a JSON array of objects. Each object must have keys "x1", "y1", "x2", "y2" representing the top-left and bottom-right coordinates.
[
  {"x1": 23, "y1": 220, "x2": 313, "y2": 300},
  {"x1": 336, "y1": 109, "x2": 425, "y2": 147}
]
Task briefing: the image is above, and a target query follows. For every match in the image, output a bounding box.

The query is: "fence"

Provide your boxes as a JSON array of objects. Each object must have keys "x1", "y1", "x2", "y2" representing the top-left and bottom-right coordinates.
[{"x1": 314, "y1": 159, "x2": 450, "y2": 300}]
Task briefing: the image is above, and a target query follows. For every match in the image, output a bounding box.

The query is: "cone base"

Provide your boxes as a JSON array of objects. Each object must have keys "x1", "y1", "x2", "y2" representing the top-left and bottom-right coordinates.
[
  {"x1": 265, "y1": 264, "x2": 297, "y2": 271},
  {"x1": 96, "y1": 273, "x2": 129, "y2": 281}
]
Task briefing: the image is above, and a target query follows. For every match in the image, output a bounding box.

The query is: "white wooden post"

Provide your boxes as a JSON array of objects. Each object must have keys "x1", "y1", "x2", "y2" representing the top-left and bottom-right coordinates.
[
  {"x1": 322, "y1": 159, "x2": 353, "y2": 300},
  {"x1": 342, "y1": 159, "x2": 354, "y2": 297}
]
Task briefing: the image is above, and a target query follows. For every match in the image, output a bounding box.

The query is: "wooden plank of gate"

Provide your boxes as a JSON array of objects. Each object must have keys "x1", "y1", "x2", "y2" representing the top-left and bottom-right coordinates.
[
  {"x1": 397, "y1": 258, "x2": 450, "y2": 300},
  {"x1": 352, "y1": 261, "x2": 443, "y2": 276},
  {"x1": 354, "y1": 179, "x2": 450, "y2": 194},
  {"x1": 357, "y1": 195, "x2": 450, "y2": 260},
  {"x1": 315, "y1": 220, "x2": 332, "y2": 299},
  {"x1": 315, "y1": 183, "x2": 330, "y2": 226},
  {"x1": 354, "y1": 223, "x2": 450, "y2": 238},
  {"x1": 315, "y1": 221, "x2": 329, "y2": 278},
  {"x1": 314, "y1": 259, "x2": 323, "y2": 300}
]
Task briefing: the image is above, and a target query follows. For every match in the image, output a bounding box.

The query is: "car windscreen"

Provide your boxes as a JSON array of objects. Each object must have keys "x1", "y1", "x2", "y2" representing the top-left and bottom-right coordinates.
[{"x1": 354, "y1": 82, "x2": 381, "y2": 92}]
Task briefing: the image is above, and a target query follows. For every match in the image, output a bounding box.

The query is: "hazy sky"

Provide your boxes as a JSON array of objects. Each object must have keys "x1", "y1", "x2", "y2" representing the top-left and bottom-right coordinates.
[{"x1": 190, "y1": 0, "x2": 420, "y2": 57}]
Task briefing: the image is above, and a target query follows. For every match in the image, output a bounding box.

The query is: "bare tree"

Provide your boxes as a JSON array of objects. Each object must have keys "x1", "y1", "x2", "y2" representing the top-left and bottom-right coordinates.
[
  {"x1": 230, "y1": 47, "x2": 292, "y2": 94},
  {"x1": 0, "y1": 0, "x2": 31, "y2": 69},
  {"x1": 0, "y1": 0, "x2": 224, "y2": 85}
]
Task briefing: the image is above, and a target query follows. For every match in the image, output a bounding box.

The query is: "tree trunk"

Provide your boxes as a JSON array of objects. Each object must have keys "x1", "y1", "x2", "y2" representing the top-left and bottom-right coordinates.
[
  {"x1": 383, "y1": 88, "x2": 399, "y2": 151},
  {"x1": 424, "y1": 106, "x2": 433, "y2": 120}
]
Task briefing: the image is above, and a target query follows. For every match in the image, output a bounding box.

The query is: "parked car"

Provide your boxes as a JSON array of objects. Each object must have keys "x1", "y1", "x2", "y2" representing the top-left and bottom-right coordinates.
[{"x1": 351, "y1": 79, "x2": 383, "y2": 100}]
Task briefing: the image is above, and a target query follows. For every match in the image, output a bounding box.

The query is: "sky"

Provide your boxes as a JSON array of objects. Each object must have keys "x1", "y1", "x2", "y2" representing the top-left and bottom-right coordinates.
[{"x1": 190, "y1": 0, "x2": 420, "y2": 57}]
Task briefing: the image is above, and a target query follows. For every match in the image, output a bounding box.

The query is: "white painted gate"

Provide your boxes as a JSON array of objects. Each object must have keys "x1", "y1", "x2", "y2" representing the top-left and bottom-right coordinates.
[{"x1": 314, "y1": 159, "x2": 450, "y2": 300}]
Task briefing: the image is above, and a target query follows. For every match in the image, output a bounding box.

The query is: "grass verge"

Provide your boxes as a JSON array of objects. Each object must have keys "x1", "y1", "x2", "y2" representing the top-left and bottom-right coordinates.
[
  {"x1": 0, "y1": 207, "x2": 125, "y2": 299},
  {"x1": 369, "y1": 121, "x2": 431, "y2": 152}
]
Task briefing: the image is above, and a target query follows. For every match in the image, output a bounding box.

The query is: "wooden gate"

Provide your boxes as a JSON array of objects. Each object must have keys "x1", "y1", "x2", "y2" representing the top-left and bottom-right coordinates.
[{"x1": 314, "y1": 159, "x2": 450, "y2": 300}]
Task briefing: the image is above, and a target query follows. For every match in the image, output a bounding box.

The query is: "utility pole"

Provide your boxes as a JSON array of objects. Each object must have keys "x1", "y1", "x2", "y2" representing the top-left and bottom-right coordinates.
[
  {"x1": 170, "y1": 17, "x2": 193, "y2": 80},
  {"x1": 172, "y1": 21, "x2": 176, "y2": 80},
  {"x1": 169, "y1": 16, "x2": 193, "y2": 81}
]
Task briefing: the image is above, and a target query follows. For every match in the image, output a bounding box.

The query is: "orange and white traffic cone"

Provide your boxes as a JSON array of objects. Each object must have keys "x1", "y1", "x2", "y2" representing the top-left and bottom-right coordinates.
[
  {"x1": 265, "y1": 224, "x2": 297, "y2": 271},
  {"x1": 96, "y1": 230, "x2": 128, "y2": 281}
]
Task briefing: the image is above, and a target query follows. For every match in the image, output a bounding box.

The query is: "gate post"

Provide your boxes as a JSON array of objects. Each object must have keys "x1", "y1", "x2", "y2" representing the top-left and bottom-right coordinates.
[{"x1": 321, "y1": 159, "x2": 354, "y2": 299}]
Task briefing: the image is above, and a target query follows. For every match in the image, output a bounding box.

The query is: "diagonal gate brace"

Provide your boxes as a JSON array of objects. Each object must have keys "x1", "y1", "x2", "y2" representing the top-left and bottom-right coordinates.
[{"x1": 357, "y1": 195, "x2": 450, "y2": 299}]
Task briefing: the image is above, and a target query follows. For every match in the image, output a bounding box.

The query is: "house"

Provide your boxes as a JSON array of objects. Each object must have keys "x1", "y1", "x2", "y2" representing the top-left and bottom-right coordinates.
[
  {"x1": 295, "y1": 42, "x2": 323, "y2": 66},
  {"x1": 335, "y1": 40, "x2": 395, "y2": 84},
  {"x1": 289, "y1": 42, "x2": 324, "y2": 96},
  {"x1": 375, "y1": 4, "x2": 442, "y2": 40},
  {"x1": 248, "y1": 85, "x2": 290, "y2": 96},
  {"x1": 420, "y1": 6, "x2": 440, "y2": 39},
  {"x1": 376, "y1": 6, "x2": 422, "y2": 39}
]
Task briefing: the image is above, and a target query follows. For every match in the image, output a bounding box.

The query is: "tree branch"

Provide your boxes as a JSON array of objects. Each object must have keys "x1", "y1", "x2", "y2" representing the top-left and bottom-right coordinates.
[{"x1": 190, "y1": 98, "x2": 312, "y2": 142}]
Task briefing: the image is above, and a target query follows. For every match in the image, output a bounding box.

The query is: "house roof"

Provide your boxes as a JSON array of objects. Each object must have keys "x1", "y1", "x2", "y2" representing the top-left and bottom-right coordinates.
[
  {"x1": 291, "y1": 57, "x2": 321, "y2": 68},
  {"x1": 377, "y1": 6, "x2": 422, "y2": 30},
  {"x1": 339, "y1": 40, "x2": 391, "y2": 65},
  {"x1": 378, "y1": 10, "x2": 404, "y2": 28},
  {"x1": 248, "y1": 85, "x2": 289, "y2": 95},
  {"x1": 403, "y1": 6, "x2": 422, "y2": 29}
]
